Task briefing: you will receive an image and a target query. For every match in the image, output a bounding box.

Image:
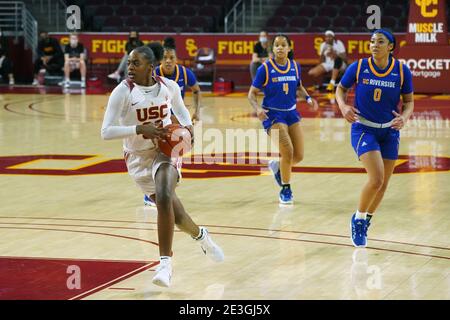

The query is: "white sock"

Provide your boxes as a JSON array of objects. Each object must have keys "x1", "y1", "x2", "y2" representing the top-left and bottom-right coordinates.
[
  {"x1": 355, "y1": 210, "x2": 367, "y2": 220},
  {"x1": 65, "y1": 78, "x2": 69, "y2": 82},
  {"x1": 193, "y1": 227, "x2": 205, "y2": 241},
  {"x1": 81, "y1": 77, "x2": 86, "y2": 82},
  {"x1": 160, "y1": 256, "x2": 171, "y2": 264},
  {"x1": 330, "y1": 79, "x2": 336, "y2": 85}
]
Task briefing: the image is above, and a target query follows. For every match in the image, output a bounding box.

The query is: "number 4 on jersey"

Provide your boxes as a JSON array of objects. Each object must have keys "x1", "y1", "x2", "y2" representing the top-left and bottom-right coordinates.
[{"x1": 283, "y1": 83, "x2": 289, "y2": 95}]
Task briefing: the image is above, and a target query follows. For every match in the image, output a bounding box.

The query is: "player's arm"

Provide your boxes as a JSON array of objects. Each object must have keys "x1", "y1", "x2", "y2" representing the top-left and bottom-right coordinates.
[
  {"x1": 297, "y1": 81, "x2": 318, "y2": 111},
  {"x1": 248, "y1": 64, "x2": 269, "y2": 120},
  {"x1": 336, "y1": 62, "x2": 360, "y2": 123},
  {"x1": 392, "y1": 64, "x2": 414, "y2": 130},
  {"x1": 248, "y1": 86, "x2": 269, "y2": 121},
  {"x1": 169, "y1": 81, "x2": 194, "y2": 139},
  {"x1": 190, "y1": 83, "x2": 202, "y2": 123}
]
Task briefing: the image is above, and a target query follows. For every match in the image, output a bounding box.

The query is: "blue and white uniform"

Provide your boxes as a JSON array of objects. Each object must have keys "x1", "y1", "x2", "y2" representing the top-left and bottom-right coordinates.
[
  {"x1": 154, "y1": 64, "x2": 197, "y2": 99},
  {"x1": 252, "y1": 58, "x2": 302, "y2": 132},
  {"x1": 340, "y1": 56, "x2": 413, "y2": 160}
]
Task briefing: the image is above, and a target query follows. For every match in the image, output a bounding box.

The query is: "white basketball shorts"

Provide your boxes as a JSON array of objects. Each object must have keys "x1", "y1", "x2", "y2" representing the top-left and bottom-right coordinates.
[{"x1": 124, "y1": 149, "x2": 182, "y2": 196}]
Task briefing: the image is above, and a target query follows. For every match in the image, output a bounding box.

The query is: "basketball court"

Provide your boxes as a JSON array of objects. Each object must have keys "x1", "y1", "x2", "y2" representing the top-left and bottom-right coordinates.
[{"x1": 0, "y1": 87, "x2": 449, "y2": 299}]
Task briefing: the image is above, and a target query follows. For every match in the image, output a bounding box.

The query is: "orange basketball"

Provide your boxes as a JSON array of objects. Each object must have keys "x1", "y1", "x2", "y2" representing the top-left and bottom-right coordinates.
[{"x1": 158, "y1": 124, "x2": 192, "y2": 158}]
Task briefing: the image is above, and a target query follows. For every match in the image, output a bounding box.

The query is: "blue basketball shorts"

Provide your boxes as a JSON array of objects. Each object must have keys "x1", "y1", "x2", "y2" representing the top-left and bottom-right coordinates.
[
  {"x1": 262, "y1": 108, "x2": 301, "y2": 132},
  {"x1": 351, "y1": 122, "x2": 400, "y2": 160}
]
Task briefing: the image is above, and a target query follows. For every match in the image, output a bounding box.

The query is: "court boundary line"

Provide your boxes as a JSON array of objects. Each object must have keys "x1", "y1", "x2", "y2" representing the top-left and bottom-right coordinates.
[{"x1": 0, "y1": 216, "x2": 447, "y2": 251}]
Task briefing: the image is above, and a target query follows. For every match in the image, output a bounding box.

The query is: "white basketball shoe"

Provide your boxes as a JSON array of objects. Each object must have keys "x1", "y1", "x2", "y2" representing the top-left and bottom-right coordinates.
[
  {"x1": 152, "y1": 258, "x2": 172, "y2": 287},
  {"x1": 195, "y1": 227, "x2": 224, "y2": 263}
]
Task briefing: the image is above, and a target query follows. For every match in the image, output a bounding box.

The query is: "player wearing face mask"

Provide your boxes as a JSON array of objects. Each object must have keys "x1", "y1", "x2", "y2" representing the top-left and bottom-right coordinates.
[{"x1": 250, "y1": 30, "x2": 272, "y2": 80}]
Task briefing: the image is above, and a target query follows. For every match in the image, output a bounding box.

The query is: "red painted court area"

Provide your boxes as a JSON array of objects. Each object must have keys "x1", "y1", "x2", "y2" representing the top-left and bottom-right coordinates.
[{"x1": 0, "y1": 257, "x2": 157, "y2": 300}]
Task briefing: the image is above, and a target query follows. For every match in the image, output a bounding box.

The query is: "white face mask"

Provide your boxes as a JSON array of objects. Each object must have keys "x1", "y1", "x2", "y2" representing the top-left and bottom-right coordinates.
[
  {"x1": 70, "y1": 39, "x2": 78, "y2": 47},
  {"x1": 259, "y1": 37, "x2": 267, "y2": 43}
]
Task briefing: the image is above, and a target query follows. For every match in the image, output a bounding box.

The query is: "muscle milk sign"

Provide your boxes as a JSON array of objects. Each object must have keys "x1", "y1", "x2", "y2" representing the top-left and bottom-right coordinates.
[{"x1": 398, "y1": 0, "x2": 450, "y2": 93}]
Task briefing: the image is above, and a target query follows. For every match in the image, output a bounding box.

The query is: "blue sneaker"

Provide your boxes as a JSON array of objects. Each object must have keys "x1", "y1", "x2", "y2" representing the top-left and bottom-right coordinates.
[
  {"x1": 144, "y1": 194, "x2": 156, "y2": 207},
  {"x1": 268, "y1": 160, "x2": 282, "y2": 187},
  {"x1": 350, "y1": 213, "x2": 368, "y2": 247},
  {"x1": 279, "y1": 185, "x2": 293, "y2": 205}
]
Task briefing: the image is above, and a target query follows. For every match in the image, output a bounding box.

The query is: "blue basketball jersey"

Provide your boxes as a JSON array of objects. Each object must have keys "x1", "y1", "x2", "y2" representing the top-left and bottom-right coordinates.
[
  {"x1": 154, "y1": 64, "x2": 197, "y2": 99},
  {"x1": 252, "y1": 58, "x2": 301, "y2": 111},
  {"x1": 340, "y1": 56, "x2": 413, "y2": 123}
]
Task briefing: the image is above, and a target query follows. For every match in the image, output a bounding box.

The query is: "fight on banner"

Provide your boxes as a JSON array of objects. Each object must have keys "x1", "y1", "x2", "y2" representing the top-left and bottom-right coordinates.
[
  {"x1": 51, "y1": 33, "x2": 408, "y2": 66},
  {"x1": 398, "y1": 0, "x2": 450, "y2": 93}
]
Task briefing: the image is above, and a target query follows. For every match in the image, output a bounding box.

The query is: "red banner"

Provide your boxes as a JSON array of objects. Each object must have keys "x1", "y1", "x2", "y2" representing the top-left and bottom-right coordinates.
[
  {"x1": 51, "y1": 32, "x2": 410, "y2": 65},
  {"x1": 399, "y1": 0, "x2": 450, "y2": 93}
]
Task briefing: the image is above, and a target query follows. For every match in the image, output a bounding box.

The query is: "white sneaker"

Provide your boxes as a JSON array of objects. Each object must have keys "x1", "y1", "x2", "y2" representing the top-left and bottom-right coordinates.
[
  {"x1": 64, "y1": 81, "x2": 70, "y2": 88},
  {"x1": 152, "y1": 260, "x2": 172, "y2": 287},
  {"x1": 196, "y1": 227, "x2": 224, "y2": 263}
]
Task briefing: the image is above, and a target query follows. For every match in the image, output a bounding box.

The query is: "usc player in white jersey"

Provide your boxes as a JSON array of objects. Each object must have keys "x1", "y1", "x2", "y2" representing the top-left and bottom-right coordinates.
[{"x1": 101, "y1": 46, "x2": 224, "y2": 287}]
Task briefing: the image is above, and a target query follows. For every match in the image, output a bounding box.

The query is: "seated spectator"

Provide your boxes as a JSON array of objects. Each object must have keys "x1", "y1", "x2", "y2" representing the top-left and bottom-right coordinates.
[
  {"x1": 63, "y1": 33, "x2": 86, "y2": 88},
  {"x1": 32, "y1": 31, "x2": 64, "y2": 85},
  {"x1": 0, "y1": 28, "x2": 14, "y2": 85},
  {"x1": 108, "y1": 30, "x2": 144, "y2": 81},
  {"x1": 250, "y1": 30, "x2": 271, "y2": 80},
  {"x1": 308, "y1": 30, "x2": 347, "y2": 92}
]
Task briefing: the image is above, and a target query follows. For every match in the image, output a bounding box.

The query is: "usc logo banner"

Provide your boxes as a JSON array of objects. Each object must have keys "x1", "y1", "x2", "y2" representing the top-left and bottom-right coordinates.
[{"x1": 415, "y1": 0, "x2": 438, "y2": 18}]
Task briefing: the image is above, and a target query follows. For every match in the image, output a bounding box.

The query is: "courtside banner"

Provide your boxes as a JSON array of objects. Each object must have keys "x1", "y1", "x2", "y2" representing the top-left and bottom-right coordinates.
[
  {"x1": 51, "y1": 33, "x2": 410, "y2": 65},
  {"x1": 399, "y1": 0, "x2": 450, "y2": 93}
]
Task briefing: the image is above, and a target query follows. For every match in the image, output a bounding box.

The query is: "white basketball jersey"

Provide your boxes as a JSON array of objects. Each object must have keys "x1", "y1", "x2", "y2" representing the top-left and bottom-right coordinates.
[{"x1": 120, "y1": 77, "x2": 174, "y2": 152}]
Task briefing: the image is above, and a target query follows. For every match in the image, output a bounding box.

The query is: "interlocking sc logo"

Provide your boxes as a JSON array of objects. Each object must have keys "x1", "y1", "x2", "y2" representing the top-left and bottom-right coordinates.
[{"x1": 415, "y1": 0, "x2": 438, "y2": 18}]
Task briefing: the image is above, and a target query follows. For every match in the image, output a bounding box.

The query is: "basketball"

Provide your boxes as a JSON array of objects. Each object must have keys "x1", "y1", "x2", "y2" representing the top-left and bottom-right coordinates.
[{"x1": 158, "y1": 124, "x2": 192, "y2": 158}]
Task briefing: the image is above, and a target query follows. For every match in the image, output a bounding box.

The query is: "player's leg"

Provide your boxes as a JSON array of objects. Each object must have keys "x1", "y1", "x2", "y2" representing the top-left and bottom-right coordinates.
[
  {"x1": 288, "y1": 122, "x2": 304, "y2": 165},
  {"x1": 269, "y1": 122, "x2": 294, "y2": 204},
  {"x1": 270, "y1": 122, "x2": 293, "y2": 184},
  {"x1": 152, "y1": 163, "x2": 178, "y2": 287},
  {"x1": 350, "y1": 150, "x2": 384, "y2": 247},
  {"x1": 366, "y1": 159, "x2": 396, "y2": 215},
  {"x1": 359, "y1": 151, "x2": 385, "y2": 212},
  {"x1": 154, "y1": 163, "x2": 178, "y2": 257},
  {"x1": 172, "y1": 193, "x2": 199, "y2": 236},
  {"x1": 172, "y1": 193, "x2": 224, "y2": 262},
  {"x1": 366, "y1": 129, "x2": 400, "y2": 220}
]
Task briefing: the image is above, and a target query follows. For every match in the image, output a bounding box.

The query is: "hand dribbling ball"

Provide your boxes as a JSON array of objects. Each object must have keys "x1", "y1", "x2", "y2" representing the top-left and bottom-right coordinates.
[{"x1": 158, "y1": 124, "x2": 192, "y2": 158}]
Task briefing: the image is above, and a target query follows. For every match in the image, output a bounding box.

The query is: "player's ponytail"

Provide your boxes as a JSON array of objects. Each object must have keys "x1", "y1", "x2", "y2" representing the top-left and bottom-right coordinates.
[
  {"x1": 147, "y1": 41, "x2": 164, "y2": 63},
  {"x1": 134, "y1": 45, "x2": 158, "y2": 66},
  {"x1": 163, "y1": 37, "x2": 176, "y2": 51}
]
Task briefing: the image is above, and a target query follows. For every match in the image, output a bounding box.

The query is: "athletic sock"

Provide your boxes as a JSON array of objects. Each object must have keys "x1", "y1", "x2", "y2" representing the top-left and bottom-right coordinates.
[
  {"x1": 160, "y1": 256, "x2": 171, "y2": 264},
  {"x1": 330, "y1": 79, "x2": 336, "y2": 85},
  {"x1": 355, "y1": 210, "x2": 367, "y2": 220},
  {"x1": 193, "y1": 227, "x2": 205, "y2": 241}
]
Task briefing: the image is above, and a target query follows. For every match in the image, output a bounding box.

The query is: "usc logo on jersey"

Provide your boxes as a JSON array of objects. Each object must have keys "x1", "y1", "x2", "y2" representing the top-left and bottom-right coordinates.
[{"x1": 136, "y1": 104, "x2": 168, "y2": 123}]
